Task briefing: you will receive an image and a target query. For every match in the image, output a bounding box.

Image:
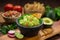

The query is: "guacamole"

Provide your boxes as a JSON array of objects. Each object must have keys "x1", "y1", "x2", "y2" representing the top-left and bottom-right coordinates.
[{"x1": 19, "y1": 14, "x2": 40, "y2": 27}]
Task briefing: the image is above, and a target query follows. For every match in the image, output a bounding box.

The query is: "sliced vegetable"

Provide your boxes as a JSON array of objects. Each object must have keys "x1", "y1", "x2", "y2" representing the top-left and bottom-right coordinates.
[
  {"x1": 8, "y1": 34, "x2": 15, "y2": 38},
  {"x1": 8, "y1": 30, "x2": 15, "y2": 35},
  {"x1": 15, "y1": 32, "x2": 24, "y2": 39},
  {"x1": 42, "y1": 17, "x2": 53, "y2": 25}
]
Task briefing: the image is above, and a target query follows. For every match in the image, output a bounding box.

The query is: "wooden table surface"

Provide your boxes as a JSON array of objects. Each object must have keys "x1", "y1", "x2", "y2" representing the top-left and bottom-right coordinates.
[{"x1": 0, "y1": 14, "x2": 60, "y2": 40}]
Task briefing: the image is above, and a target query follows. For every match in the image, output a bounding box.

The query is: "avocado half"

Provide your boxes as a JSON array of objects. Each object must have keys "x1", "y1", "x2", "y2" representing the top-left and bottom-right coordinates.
[{"x1": 42, "y1": 17, "x2": 53, "y2": 25}]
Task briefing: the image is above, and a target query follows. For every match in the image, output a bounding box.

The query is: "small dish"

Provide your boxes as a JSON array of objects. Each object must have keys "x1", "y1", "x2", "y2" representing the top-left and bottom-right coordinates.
[{"x1": 2, "y1": 11, "x2": 21, "y2": 23}]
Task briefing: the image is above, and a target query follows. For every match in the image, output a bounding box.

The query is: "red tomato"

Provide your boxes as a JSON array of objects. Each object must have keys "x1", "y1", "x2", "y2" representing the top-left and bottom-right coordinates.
[
  {"x1": 4, "y1": 4, "x2": 13, "y2": 11},
  {"x1": 13, "y1": 5, "x2": 22, "y2": 12}
]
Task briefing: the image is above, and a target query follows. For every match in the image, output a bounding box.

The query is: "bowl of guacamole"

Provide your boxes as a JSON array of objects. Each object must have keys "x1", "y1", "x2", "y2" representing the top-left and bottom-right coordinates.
[{"x1": 16, "y1": 14, "x2": 43, "y2": 37}]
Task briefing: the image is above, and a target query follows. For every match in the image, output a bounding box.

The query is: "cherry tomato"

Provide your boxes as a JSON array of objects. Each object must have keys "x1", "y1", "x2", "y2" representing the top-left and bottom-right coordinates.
[
  {"x1": 4, "y1": 4, "x2": 13, "y2": 11},
  {"x1": 13, "y1": 5, "x2": 22, "y2": 12}
]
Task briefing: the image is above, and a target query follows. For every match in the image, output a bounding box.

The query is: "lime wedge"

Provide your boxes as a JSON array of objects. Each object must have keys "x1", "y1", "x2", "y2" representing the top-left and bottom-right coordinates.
[{"x1": 15, "y1": 32, "x2": 24, "y2": 39}]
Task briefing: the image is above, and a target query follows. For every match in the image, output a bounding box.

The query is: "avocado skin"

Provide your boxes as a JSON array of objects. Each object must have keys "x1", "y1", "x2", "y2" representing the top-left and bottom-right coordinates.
[{"x1": 43, "y1": 24, "x2": 52, "y2": 28}]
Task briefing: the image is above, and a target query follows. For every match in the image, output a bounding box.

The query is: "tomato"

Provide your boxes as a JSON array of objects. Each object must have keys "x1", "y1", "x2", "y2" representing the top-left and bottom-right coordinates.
[
  {"x1": 13, "y1": 5, "x2": 22, "y2": 12},
  {"x1": 4, "y1": 4, "x2": 13, "y2": 11}
]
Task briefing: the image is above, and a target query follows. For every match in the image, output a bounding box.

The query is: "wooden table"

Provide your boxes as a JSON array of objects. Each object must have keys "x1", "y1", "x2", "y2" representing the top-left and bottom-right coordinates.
[{"x1": 0, "y1": 14, "x2": 60, "y2": 40}]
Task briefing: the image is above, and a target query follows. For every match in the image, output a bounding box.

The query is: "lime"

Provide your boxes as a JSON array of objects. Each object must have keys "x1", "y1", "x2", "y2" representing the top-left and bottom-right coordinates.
[{"x1": 15, "y1": 32, "x2": 24, "y2": 39}]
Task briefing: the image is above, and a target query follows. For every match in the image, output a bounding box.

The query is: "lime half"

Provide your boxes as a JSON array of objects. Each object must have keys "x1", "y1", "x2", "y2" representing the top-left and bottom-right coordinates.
[{"x1": 15, "y1": 32, "x2": 24, "y2": 39}]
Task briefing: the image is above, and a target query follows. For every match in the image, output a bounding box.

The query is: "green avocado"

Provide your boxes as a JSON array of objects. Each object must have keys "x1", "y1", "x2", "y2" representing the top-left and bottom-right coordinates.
[{"x1": 42, "y1": 18, "x2": 53, "y2": 25}]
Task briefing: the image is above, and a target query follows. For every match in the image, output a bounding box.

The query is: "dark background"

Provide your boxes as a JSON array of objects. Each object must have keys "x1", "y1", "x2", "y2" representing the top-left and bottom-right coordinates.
[
  {"x1": 0, "y1": 0, "x2": 60, "y2": 40},
  {"x1": 0, "y1": 0, "x2": 60, "y2": 11}
]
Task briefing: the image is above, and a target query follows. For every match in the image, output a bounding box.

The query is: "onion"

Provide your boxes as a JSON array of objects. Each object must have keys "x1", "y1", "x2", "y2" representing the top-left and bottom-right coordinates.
[
  {"x1": 8, "y1": 30, "x2": 15, "y2": 35},
  {"x1": 8, "y1": 34, "x2": 15, "y2": 38}
]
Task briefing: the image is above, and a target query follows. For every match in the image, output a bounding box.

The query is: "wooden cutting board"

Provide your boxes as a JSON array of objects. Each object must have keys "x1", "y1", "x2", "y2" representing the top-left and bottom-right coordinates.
[{"x1": 0, "y1": 15, "x2": 60, "y2": 40}]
